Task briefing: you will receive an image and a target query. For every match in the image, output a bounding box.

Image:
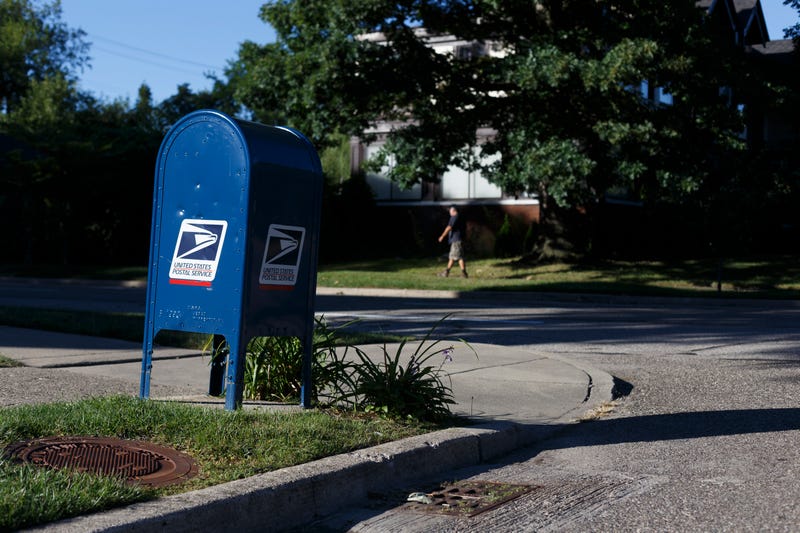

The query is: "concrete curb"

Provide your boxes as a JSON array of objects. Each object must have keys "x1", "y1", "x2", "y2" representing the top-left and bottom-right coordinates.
[
  {"x1": 29, "y1": 421, "x2": 562, "y2": 533},
  {"x1": 316, "y1": 285, "x2": 800, "y2": 309},
  {"x1": 4, "y1": 277, "x2": 795, "y2": 309}
]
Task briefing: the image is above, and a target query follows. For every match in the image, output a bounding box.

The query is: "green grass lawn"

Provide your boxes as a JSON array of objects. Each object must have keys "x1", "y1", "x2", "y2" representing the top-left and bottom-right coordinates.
[
  {"x1": 0, "y1": 397, "x2": 441, "y2": 531},
  {"x1": 316, "y1": 256, "x2": 800, "y2": 299},
  {"x1": 4, "y1": 255, "x2": 800, "y2": 299}
]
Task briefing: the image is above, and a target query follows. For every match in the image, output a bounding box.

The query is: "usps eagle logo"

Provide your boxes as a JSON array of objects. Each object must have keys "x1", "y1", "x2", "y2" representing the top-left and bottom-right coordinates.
[
  {"x1": 259, "y1": 224, "x2": 306, "y2": 288},
  {"x1": 169, "y1": 219, "x2": 228, "y2": 286}
]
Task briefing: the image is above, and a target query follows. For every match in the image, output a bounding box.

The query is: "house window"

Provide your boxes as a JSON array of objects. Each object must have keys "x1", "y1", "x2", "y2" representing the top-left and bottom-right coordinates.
[
  {"x1": 363, "y1": 142, "x2": 502, "y2": 201},
  {"x1": 655, "y1": 87, "x2": 673, "y2": 105},
  {"x1": 441, "y1": 164, "x2": 470, "y2": 198},
  {"x1": 441, "y1": 148, "x2": 501, "y2": 200},
  {"x1": 640, "y1": 80, "x2": 649, "y2": 98},
  {"x1": 639, "y1": 81, "x2": 673, "y2": 105},
  {"x1": 364, "y1": 144, "x2": 422, "y2": 200},
  {"x1": 454, "y1": 42, "x2": 486, "y2": 60}
]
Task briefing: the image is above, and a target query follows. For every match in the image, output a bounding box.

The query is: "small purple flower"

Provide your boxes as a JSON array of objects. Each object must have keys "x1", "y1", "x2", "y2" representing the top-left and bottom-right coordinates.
[{"x1": 442, "y1": 347, "x2": 454, "y2": 363}]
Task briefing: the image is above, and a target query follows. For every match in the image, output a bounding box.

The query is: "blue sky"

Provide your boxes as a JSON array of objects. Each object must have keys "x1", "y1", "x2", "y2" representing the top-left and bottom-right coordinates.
[
  {"x1": 60, "y1": 0, "x2": 799, "y2": 106},
  {"x1": 59, "y1": 0, "x2": 274, "y2": 104},
  {"x1": 762, "y1": 0, "x2": 800, "y2": 38}
]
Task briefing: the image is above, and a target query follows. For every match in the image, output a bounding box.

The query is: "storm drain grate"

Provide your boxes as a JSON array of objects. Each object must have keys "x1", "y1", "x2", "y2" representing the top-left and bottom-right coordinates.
[
  {"x1": 3, "y1": 436, "x2": 198, "y2": 487},
  {"x1": 402, "y1": 480, "x2": 536, "y2": 517}
]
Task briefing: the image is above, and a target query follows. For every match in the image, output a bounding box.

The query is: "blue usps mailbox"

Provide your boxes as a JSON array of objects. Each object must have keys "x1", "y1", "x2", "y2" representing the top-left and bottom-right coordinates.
[{"x1": 139, "y1": 109, "x2": 323, "y2": 411}]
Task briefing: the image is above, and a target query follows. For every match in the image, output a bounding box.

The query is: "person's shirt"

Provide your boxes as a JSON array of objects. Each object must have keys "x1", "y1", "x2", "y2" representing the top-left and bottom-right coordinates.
[{"x1": 448, "y1": 214, "x2": 462, "y2": 243}]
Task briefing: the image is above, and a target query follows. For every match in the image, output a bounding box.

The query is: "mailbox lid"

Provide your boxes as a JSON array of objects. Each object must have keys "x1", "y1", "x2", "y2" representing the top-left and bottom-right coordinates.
[
  {"x1": 236, "y1": 119, "x2": 322, "y2": 176},
  {"x1": 147, "y1": 110, "x2": 251, "y2": 335}
]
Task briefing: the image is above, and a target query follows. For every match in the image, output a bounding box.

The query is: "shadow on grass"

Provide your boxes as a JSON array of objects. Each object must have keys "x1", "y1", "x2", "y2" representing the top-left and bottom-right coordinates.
[
  {"x1": 483, "y1": 256, "x2": 800, "y2": 298},
  {"x1": 319, "y1": 258, "x2": 435, "y2": 273},
  {"x1": 478, "y1": 281, "x2": 800, "y2": 299}
]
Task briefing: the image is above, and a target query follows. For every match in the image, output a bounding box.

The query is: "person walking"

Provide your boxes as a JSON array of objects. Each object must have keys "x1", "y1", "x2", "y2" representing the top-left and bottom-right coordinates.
[{"x1": 438, "y1": 205, "x2": 468, "y2": 278}]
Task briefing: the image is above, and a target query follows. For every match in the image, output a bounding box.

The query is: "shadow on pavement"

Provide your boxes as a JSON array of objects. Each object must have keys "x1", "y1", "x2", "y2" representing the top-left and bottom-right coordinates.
[{"x1": 538, "y1": 407, "x2": 800, "y2": 448}]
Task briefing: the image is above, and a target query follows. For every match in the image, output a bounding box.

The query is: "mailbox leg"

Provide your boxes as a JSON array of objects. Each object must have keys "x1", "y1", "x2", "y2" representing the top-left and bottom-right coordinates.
[
  {"x1": 208, "y1": 334, "x2": 227, "y2": 396},
  {"x1": 140, "y1": 340, "x2": 153, "y2": 399},
  {"x1": 300, "y1": 334, "x2": 313, "y2": 409},
  {"x1": 224, "y1": 338, "x2": 246, "y2": 411}
]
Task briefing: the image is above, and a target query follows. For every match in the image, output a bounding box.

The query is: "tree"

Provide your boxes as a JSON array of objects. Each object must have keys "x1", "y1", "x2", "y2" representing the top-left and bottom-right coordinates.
[
  {"x1": 0, "y1": 0, "x2": 89, "y2": 115},
  {"x1": 234, "y1": 0, "x2": 747, "y2": 259},
  {"x1": 784, "y1": 0, "x2": 800, "y2": 40},
  {"x1": 2, "y1": 73, "x2": 82, "y2": 263},
  {"x1": 156, "y1": 80, "x2": 240, "y2": 130},
  {"x1": 715, "y1": 0, "x2": 800, "y2": 256},
  {"x1": 1, "y1": 2, "x2": 247, "y2": 265},
  {"x1": 0, "y1": 0, "x2": 91, "y2": 263}
]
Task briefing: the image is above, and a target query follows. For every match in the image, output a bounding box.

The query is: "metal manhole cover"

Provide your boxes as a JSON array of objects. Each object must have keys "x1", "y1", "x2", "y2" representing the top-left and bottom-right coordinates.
[
  {"x1": 402, "y1": 480, "x2": 535, "y2": 517},
  {"x1": 3, "y1": 436, "x2": 198, "y2": 487}
]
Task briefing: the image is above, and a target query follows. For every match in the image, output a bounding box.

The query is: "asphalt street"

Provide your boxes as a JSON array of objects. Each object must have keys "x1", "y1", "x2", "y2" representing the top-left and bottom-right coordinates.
[{"x1": 311, "y1": 294, "x2": 800, "y2": 531}]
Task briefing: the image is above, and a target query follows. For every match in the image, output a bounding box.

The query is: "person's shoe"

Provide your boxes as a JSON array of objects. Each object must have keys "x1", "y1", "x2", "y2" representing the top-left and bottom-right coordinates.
[
  {"x1": 461, "y1": 270, "x2": 468, "y2": 278},
  {"x1": 438, "y1": 269, "x2": 450, "y2": 277}
]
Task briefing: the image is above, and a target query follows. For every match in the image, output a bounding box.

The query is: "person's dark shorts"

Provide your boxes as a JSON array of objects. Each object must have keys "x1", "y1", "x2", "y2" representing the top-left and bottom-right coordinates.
[{"x1": 449, "y1": 241, "x2": 463, "y2": 261}]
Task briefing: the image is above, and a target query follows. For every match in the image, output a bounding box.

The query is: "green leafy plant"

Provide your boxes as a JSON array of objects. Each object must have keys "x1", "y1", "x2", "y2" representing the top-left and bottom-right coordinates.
[
  {"x1": 334, "y1": 315, "x2": 478, "y2": 422},
  {"x1": 308, "y1": 318, "x2": 359, "y2": 406},
  {"x1": 244, "y1": 316, "x2": 360, "y2": 405},
  {"x1": 213, "y1": 317, "x2": 357, "y2": 403},
  {"x1": 494, "y1": 214, "x2": 515, "y2": 258},
  {"x1": 0, "y1": 355, "x2": 23, "y2": 368},
  {"x1": 216, "y1": 314, "x2": 476, "y2": 422},
  {"x1": 244, "y1": 335, "x2": 304, "y2": 402}
]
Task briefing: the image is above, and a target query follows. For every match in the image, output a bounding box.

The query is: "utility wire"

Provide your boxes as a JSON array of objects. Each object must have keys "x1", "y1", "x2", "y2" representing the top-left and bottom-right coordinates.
[
  {"x1": 87, "y1": 33, "x2": 227, "y2": 71},
  {"x1": 92, "y1": 45, "x2": 214, "y2": 77}
]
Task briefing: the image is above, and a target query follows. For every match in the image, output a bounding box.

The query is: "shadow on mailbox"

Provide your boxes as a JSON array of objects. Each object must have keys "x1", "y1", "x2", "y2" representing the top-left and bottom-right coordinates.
[{"x1": 139, "y1": 109, "x2": 323, "y2": 411}]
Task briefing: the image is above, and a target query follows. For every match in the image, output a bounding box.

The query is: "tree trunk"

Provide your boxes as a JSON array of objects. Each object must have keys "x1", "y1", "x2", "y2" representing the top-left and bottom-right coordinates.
[{"x1": 525, "y1": 184, "x2": 588, "y2": 263}]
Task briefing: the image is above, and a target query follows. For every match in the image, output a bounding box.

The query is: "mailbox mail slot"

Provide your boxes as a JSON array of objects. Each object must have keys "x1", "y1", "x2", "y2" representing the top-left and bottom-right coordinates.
[{"x1": 140, "y1": 109, "x2": 323, "y2": 410}]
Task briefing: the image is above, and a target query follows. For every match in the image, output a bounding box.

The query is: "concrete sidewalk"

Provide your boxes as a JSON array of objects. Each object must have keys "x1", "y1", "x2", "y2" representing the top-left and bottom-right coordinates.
[{"x1": 0, "y1": 325, "x2": 615, "y2": 532}]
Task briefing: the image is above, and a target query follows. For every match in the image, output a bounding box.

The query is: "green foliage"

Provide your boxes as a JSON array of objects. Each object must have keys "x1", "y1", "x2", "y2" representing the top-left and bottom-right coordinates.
[
  {"x1": 6, "y1": 74, "x2": 74, "y2": 133},
  {"x1": 0, "y1": 354, "x2": 23, "y2": 367},
  {"x1": 1, "y1": 0, "x2": 797, "y2": 265},
  {"x1": 343, "y1": 334, "x2": 471, "y2": 422},
  {"x1": 236, "y1": 315, "x2": 475, "y2": 422},
  {"x1": 0, "y1": 0, "x2": 89, "y2": 115},
  {"x1": 319, "y1": 171, "x2": 385, "y2": 261},
  {"x1": 319, "y1": 132, "x2": 352, "y2": 187},
  {"x1": 492, "y1": 214, "x2": 535, "y2": 259},
  {"x1": 234, "y1": 0, "x2": 759, "y2": 258},
  {"x1": 782, "y1": 0, "x2": 800, "y2": 40},
  {"x1": 522, "y1": 224, "x2": 536, "y2": 256},
  {"x1": 314, "y1": 314, "x2": 477, "y2": 422},
  {"x1": 0, "y1": 1, "x2": 250, "y2": 266},
  {"x1": 240, "y1": 317, "x2": 355, "y2": 404},
  {"x1": 494, "y1": 214, "x2": 515, "y2": 258},
  {"x1": 244, "y1": 335, "x2": 303, "y2": 402},
  {"x1": 0, "y1": 459, "x2": 151, "y2": 532}
]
